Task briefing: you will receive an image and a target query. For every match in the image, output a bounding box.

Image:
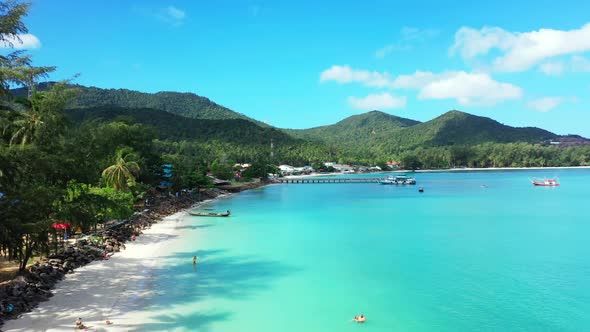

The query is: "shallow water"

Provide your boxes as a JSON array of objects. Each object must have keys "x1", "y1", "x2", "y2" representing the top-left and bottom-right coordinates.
[{"x1": 144, "y1": 169, "x2": 590, "y2": 331}]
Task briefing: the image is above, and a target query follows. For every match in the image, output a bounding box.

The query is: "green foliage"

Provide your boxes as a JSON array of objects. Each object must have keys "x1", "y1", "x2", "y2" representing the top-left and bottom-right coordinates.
[
  {"x1": 56, "y1": 182, "x2": 134, "y2": 232},
  {"x1": 101, "y1": 147, "x2": 141, "y2": 191},
  {"x1": 65, "y1": 106, "x2": 294, "y2": 146},
  {"x1": 242, "y1": 160, "x2": 278, "y2": 179},
  {"x1": 286, "y1": 110, "x2": 558, "y2": 163},
  {"x1": 33, "y1": 83, "x2": 264, "y2": 124},
  {"x1": 162, "y1": 154, "x2": 212, "y2": 191},
  {"x1": 210, "y1": 159, "x2": 233, "y2": 180},
  {"x1": 311, "y1": 162, "x2": 336, "y2": 172}
]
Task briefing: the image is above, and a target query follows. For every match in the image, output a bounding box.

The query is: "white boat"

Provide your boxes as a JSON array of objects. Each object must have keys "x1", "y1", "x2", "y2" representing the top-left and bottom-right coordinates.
[{"x1": 379, "y1": 174, "x2": 416, "y2": 185}]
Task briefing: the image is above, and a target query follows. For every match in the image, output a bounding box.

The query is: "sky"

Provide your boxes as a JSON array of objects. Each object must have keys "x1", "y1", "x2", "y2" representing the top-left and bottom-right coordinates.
[{"x1": 3, "y1": 0, "x2": 590, "y2": 136}]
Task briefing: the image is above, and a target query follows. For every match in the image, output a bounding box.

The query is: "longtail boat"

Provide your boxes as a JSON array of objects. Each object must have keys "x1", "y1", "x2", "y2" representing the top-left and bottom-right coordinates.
[
  {"x1": 189, "y1": 209, "x2": 231, "y2": 217},
  {"x1": 531, "y1": 178, "x2": 560, "y2": 187}
]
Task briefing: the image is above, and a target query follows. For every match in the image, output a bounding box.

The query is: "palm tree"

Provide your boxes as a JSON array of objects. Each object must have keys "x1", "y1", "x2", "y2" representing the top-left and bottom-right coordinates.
[
  {"x1": 8, "y1": 87, "x2": 69, "y2": 146},
  {"x1": 9, "y1": 110, "x2": 43, "y2": 146},
  {"x1": 102, "y1": 148, "x2": 141, "y2": 191}
]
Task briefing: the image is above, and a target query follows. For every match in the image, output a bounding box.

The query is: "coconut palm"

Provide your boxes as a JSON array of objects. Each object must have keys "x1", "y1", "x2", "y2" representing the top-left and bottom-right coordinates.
[
  {"x1": 9, "y1": 110, "x2": 43, "y2": 146},
  {"x1": 102, "y1": 148, "x2": 141, "y2": 191}
]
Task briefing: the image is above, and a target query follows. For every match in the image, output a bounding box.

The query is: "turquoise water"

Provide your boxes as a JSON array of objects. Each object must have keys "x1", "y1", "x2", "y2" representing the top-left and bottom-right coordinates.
[{"x1": 144, "y1": 170, "x2": 590, "y2": 331}]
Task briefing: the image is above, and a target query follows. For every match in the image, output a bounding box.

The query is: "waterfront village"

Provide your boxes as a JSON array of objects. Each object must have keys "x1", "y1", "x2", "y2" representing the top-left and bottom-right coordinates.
[{"x1": 235, "y1": 161, "x2": 400, "y2": 179}]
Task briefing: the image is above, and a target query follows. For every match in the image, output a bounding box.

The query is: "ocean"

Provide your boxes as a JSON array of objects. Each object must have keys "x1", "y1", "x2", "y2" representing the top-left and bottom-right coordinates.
[{"x1": 142, "y1": 169, "x2": 590, "y2": 331}]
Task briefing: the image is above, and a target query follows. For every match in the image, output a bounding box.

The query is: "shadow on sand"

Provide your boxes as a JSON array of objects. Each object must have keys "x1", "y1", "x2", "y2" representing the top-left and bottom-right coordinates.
[{"x1": 3, "y1": 241, "x2": 299, "y2": 332}]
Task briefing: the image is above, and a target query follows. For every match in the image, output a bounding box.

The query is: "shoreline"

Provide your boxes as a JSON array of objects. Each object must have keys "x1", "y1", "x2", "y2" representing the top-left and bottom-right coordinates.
[
  {"x1": 1, "y1": 183, "x2": 265, "y2": 331},
  {"x1": 282, "y1": 165, "x2": 590, "y2": 179},
  {"x1": 2, "y1": 210, "x2": 188, "y2": 332},
  {"x1": 411, "y1": 165, "x2": 590, "y2": 173}
]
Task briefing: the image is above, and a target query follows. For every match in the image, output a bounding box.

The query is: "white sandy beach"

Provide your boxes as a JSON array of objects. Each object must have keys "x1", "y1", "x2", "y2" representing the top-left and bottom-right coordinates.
[{"x1": 3, "y1": 211, "x2": 188, "y2": 332}]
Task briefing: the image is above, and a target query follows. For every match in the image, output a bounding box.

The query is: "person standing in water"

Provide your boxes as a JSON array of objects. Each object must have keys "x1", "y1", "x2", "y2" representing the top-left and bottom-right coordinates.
[{"x1": 193, "y1": 255, "x2": 197, "y2": 265}]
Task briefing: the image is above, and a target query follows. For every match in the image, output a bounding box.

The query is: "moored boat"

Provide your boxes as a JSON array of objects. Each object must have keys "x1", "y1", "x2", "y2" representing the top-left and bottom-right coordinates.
[
  {"x1": 379, "y1": 174, "x2": 416, "y2": 185},
  {"x1": 531, "y1": 178, "x2": 560, "y2": 186},
  {"x1": 189, "y1": 209, "x2": 231, "y2": 217}
]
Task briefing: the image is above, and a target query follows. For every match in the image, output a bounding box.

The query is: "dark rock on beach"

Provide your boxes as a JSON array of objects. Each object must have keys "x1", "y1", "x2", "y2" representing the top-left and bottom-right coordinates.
[{"x1": 0, "y1": 186, "x2": 246, "y2": 328}]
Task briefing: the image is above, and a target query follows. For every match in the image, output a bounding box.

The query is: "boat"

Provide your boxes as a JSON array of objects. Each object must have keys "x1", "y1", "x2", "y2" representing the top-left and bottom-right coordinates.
[
  {"x1": 189, "y1": 209, "x2": 231, "y2": 217},
  {"x1": 531, "y1": 178, "x2": 560, "y2": 187},
  {"x1": 379, "y1": 174, "x2": 416, "y2": 185}
]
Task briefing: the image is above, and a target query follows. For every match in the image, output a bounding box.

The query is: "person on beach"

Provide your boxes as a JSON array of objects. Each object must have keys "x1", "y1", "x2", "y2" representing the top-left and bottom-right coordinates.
[
  {"x1": 193, "y1": 255, "x2": 197, "y2": 264},
  {"x1": 75, "y1": 317, "x2": 86, "y2": 329}
]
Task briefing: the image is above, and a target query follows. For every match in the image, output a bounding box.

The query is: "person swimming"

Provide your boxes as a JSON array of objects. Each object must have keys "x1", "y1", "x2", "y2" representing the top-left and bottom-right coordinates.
[{"x1": 353, "y1": 314, "x2": 366, "y2": 323}]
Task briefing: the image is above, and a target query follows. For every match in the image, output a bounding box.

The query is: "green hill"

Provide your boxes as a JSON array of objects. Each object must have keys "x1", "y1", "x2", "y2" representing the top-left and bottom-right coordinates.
[
  {"x1": 13, "y1": 83, "x2": 263, "y2": 124},
  {"x1": 65, "y1": 106, "x2": 295, "y2": 146},
  {"x1": 386, "y1": 110, "x2": 556, "y2": 150},
  {"x1": 285, "y1": 111, "x2": 421, "y2": 157},
  {"x1": 286, "y1": 110, "x2": 419, "y2": 140},
  {"x1": 287, "y1": 110, "x2": 557, "y2": 156}
]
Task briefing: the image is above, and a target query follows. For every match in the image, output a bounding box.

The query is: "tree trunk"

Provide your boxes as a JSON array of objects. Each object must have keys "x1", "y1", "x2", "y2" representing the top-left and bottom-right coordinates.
[{"x1": 19, "y1": 236, "x2": 35, "y2": 272}]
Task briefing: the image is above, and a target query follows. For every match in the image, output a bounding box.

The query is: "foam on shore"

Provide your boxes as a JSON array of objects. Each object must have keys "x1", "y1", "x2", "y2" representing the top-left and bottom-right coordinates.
[{"x1": 3, "y1": 211, "x2": 186, "y2": 332}]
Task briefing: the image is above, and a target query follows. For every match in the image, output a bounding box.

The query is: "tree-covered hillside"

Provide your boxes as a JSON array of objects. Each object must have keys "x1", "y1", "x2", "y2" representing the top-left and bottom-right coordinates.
[
  {"x1": 13, "y1": 83, "x2": 263, "y2": 124},
  {"x1": 284, "y1": 110, "x2": 557, "y2": 160},
  {"x1": 385, "y1": 110, "x2": 557, "y2": 150},
  {"x1": 65, "y1": 106, "x2": 293, "y2": 145},
  {"x1": 286, "y1": 110, "x2": 419, "y2": 142}
]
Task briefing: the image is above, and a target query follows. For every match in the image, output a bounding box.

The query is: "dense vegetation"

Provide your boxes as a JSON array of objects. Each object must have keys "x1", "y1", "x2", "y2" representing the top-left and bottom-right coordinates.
[
  {"x1": 65, "y1": 106, "x2": 297, "y2": 145},
  {"x1": 13, "y1": 82, "x2": 264, "y2": 124},
  {"x1": 287, "y1": 110, "x2": 559, "y2": 162},
  {"x1": 398, "y1": 143, "x2": 590, "y2": 170}
]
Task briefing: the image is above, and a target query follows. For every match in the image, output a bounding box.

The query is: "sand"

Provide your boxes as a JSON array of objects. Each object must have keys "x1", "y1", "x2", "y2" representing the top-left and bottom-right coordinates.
[{"x1": 2, "y1": 211, "x2": 187, "y2": 332}]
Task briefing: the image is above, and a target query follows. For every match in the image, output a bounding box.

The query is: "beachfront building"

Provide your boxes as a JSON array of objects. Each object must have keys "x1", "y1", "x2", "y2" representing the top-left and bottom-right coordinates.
[{"x1": 279, "y1": 165, "x2": 296, "y2": 176}]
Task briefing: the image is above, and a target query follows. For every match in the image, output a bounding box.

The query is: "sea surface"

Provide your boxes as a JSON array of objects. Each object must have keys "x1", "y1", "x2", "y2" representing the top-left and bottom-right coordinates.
[{"x1": 143, "y1": 169, "x2": 590, "y2": 331}]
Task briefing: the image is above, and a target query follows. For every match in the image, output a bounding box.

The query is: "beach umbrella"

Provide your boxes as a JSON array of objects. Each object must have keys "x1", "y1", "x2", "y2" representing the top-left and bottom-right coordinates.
[{"x1": 51, "y1": 222, "x2": 71, "y2": 230}]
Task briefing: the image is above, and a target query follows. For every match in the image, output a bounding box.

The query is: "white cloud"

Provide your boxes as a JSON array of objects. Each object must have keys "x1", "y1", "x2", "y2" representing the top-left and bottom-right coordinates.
[
  {"x1": 539, "y1": 61, "x2": 565, "y2": 76},
  {"x1": 451, "y1": 23, "x2": 590, "y2": 72},
  {"x1": 526, "y1": 97, "x2": 565, "y2": 112},
  {"x1": 389, "y1": 70, "x2": 522, "y2": 106},
  {"x1": 571, "y1": 55, "x2": 590, "y2": 72},
  {"x1": 417, "y1": 71, "x2": 523, "y2": 106},
  {"x1": 347, "y1": 92, "x2": 407, "y2": 110},
  {"x1": 0, "y1": 33, "x2": 41, "y2": 49},
  {"x1": 140, "y1": 5, "x2": 185, "y2": 25},
  {"x1": 320, "y1": 65, "x2": 523, "y2": 107},
  {"x1": 375, "y1": 44, "x2": 410, "y2": 58},
  {"x1": 391, "y1": 71, "x2": 449, "y2": 89},
  {"x1": 166, "y1": 6, "x2": 185, "y2": 20},
  {"x1": 320, "y1": 65, "x2": 392, "y2": 88},
  {"x1": 375, "y1": 27, "x2": 438, "y2": 58},
  {"x1": 401, "y1": 27, "x2": 439, "y2": 41}
]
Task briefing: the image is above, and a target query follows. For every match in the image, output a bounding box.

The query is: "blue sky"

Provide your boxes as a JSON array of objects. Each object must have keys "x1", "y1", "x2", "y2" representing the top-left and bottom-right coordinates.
[{"x1": 6, "y1": 0, "x2": 590, "y2": 136}]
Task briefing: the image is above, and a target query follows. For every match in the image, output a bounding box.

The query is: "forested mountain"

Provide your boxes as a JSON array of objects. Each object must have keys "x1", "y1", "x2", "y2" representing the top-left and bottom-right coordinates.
[
  {"x1": 13, "y1": 82, "x2": 263, "y2": 124},
  {"x1": 284, "y1": 110, "x2": 558, "y2": 159},
  {"x1": 285, "y1": 110, "x2": 420, "y2": 142},
  {"x1": 384, "y1": 110, "x2": 557, "y2": 149},
  {"x1": 65, "y1": 106, "x2": 294, "y2": 145}
]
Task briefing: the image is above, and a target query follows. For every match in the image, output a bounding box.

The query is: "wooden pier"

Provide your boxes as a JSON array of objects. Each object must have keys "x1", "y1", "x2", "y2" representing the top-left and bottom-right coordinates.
[{"x1": 277, "y1": 177, "x2": 382, "y2": 184}]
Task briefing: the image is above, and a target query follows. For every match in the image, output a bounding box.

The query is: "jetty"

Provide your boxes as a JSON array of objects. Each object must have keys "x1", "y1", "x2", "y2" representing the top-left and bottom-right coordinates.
[{"x1": 277, "y1": 177, "x2": 382, "y2": 184}]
